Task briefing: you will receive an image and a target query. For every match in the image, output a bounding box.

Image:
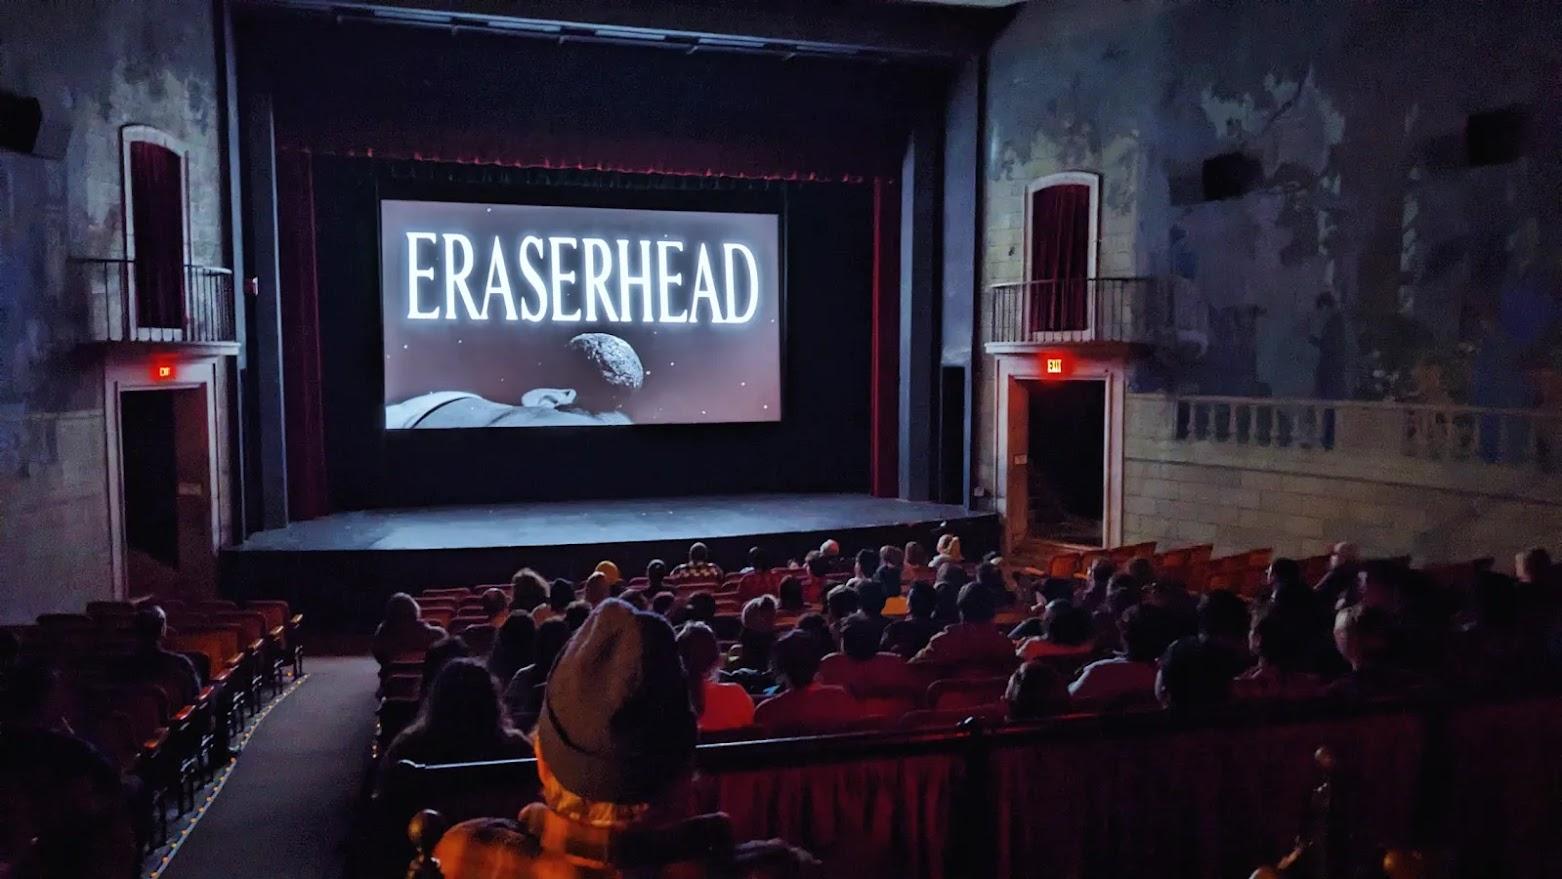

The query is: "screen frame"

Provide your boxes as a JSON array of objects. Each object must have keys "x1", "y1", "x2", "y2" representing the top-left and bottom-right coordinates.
[{"x1": 372, "y1": 173, "x2": 790, "y2": 434}]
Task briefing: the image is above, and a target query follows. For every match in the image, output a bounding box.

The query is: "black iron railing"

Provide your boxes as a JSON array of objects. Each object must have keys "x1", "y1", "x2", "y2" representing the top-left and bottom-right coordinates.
[
  {"x1": 72, "y1": 257, "x2": 236, "y2": 343},
  {"x1": 987, "y1": 276, "x2": 1164, "y2": 345}
]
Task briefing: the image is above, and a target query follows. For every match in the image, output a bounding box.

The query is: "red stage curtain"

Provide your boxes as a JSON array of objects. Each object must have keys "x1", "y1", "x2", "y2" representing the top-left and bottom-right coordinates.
[
  {"x1": 276, "y1": 151, "x2": 331, "y2": 520},
  {"x1": 1028, "y1": 183, "x2": 1091, "y2": 331},
  {"x1": 129, "y1": 141, "x2": 185, "y2": 329}
]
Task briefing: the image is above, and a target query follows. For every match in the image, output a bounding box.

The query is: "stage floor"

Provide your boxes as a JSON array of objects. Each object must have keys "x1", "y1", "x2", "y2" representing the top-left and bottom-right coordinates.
[
  {"x1": 223, "y1": 494, "x2": 999, "y2": 619},
  {"x1": 236, "y1": 493, "x2": 983, "y2": 553}
]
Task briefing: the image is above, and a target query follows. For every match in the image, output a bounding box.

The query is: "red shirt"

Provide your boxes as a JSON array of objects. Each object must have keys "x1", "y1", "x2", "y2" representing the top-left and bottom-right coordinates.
[{"x1": 754, "y1": 684, "x2": 862, "y2": 735}]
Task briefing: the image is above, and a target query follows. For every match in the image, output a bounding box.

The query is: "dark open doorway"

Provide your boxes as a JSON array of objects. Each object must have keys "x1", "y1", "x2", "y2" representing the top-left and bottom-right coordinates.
[
  {"x1": 121, "y1": 386, "x2": 211, "y2": 598},
  {"x1": 1026, "y1": 379, "x2": 1105, "y2": 544}
]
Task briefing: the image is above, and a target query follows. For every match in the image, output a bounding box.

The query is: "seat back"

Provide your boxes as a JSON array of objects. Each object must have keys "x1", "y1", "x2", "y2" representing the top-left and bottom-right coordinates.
[
  {"x1": 927, "y1": 676, "x2": 1010, "y2": 712},
  {"x1": 1047, "y1": 552, "x2": 1082, "y2": 578}
]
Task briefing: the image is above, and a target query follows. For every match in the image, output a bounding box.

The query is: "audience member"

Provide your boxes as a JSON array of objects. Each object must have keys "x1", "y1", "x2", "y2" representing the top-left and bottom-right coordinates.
[
  {"x1": 373, "y1": 593, "x2": 446, "y2": 667},
  {"x1": 563, "y1": 600, "x2": 593, "y2": 632},
  {"x1": 511, "y1": 568, "x2": 550, "y2": 615},
  {"x1": 1234, "y1": 606, "x2": 1325, "y2": 702},
  {"x1": 486, "y1": 611, "x2": 537, "y2": 686},
  {"x1": 818, "y1": 617, "x2": 922, "y2": 702},
  {"x1": 594, "y1": 560, "x2": 622, "y2": 594},
  {"x1": 936, "y1": 561, "x2": 971, "y2": 589},
  {"x1": 1146, "y1": 580, "x2": 1199, "y2": 640},
  {"x1": 1328, "y1": 605, "x2": 1430, "y2": 701},
  {"x1": 975, "y1": 561, "x2": 1011, "y2": 606},
  {"x1": 677, "y1": 622, "x2": 755, "y2": 732},
  {"x1": 932, "y1": 579, "x2": 962, "y2": 626},
  {"x1": 853, "y1": 548, "x2": 879, "y2": 581},
  {"x1": 1191, "y1": 589, "x2": 1253, "y2": 674},
  {"x1": 651, "y1": 591, "x2": 678, "y2": 618},
  {"x1": 480, "y1": 588, "x2": 509, "y2": 628},
  {"x1": 903, "y1": 541, "x2": 933, "y2": 584},
  {"x1": 533, "y1": 578, "x2": 575, "y2": 624},
  {"x1": 1090, "y1": 574, "x2": 1142, "y2": 655},
  {"x1": 1080, "y1": 558, "x2": 1116, "y2": 612},
  {"x1": 1069, "y1": 604, "x2": 1175, "y2": 711},
  {"x1": 824, "y1": 584, "x2": 861, "y2": 645},
  {"x1": 739, "y1": 547, "x2": 783, "y2": 600},
  {"x1": 1156, "y1": 638, "x2": 1236, "y2": 710},
  {"x1": 1005, "y1": 660, "x2": 1072, "y2": 721},
  {"x1": 619, "y1": 588, "x2": 649, "y2": 611},
  {"x1": 754, "y1": 630, "x2": 863, "y2": 735},
  {"x1": 1315, "y1": 541, "x2": 1361, "y2": 610},
  {"x1": 124, "y1": 605, "x2": 201, "y2": 706},
  {"x1": 777, "y1": 576, "x2": 806, "y2": 614},
  {"x1": 879, "y1": 544, "x2": 904, "y2": 583},
  {"x1": 735, "y1": 595, "x2": 779, "y2": 672},
  {"x1": 684, "y1": 590, "x2": 718, "y2": 625},
  {"x1": 910, "y1": 583, "x2": 1017, "y2": 674},
  {"x1": 582, "y1": 572, "x2": 611, "y2": 606},
  {"x1": 801, "y1": 555, "x2": 832, "y2": 604},
  {"x1": 421, "y1": 636, "x2": 472, "y2": 698},
  {"x1": 380, "y1": 658, "x2": 531, "y2": 787},
  {"x1": 645, "y1": 558, "x2": 669, "y2": 596},
  {"x1": 792, "y1": 614, "x2": 834, "y2": 660},
  {"x1": 931, "y1": 534, "x2": 963, "y2": 567},
  {"x1": 435, "y1": 600, "x2": 807, "y2": 878},
  {"x1": 671, "y1": 541, "x2": 723, "y2": 582},
  {"x1": 1126, "y1": 556, "x2": 1156, "y2": 588},
  {"x1": 874, "y1": 562, "x2": 904, "y2": 603},
  {"x1": 844, "y1": 581, "x2": 890, "y2": 645},
  {"x1": 1016, "y1": 601, "x2": 1095, "y2": 663},
  {"x1": 503, "y1": 618, "x2": 570, "y2": 723},
  {"x1": 881, "y1": 582, "x2": 941, "y2": 659}
]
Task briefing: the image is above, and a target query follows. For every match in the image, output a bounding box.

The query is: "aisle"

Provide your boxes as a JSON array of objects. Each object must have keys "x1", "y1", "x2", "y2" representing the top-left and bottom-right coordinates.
[{"x1": 159, "y1": 656, "x2": 379, "y2": 879}]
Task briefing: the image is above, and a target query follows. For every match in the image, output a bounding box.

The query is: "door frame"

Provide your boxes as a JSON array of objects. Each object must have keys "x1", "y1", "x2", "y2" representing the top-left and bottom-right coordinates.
[
  {"x1": 103, "y1": 351, "x2": 226, "y2": 598},
  {"x1": 994, "y1": 351, "x2": 1125, "y2": 551}
]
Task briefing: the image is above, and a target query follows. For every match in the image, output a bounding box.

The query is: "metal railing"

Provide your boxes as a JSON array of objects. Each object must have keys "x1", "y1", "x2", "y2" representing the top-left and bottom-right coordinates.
[
  {"x1": 987, "y1": 277, "x2": 1164, "y2": 345},
  {"x1": 1169, "y1": 394, "x2": 1562, "y2": 470},
  {"x1": 72, "y1": 257, "x2": 236, "y2": 343}
]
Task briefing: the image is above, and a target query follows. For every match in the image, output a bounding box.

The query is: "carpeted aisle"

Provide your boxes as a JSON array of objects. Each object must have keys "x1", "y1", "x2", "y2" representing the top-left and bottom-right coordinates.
[{"x1": 160, "y1": 656, "x2": 380, "y2": 879}]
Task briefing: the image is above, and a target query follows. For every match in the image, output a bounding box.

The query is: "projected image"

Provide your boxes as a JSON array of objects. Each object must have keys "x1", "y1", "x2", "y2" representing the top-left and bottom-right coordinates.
[{"x1": 380, "y1": 200, "x2": 781, "y2": 429}]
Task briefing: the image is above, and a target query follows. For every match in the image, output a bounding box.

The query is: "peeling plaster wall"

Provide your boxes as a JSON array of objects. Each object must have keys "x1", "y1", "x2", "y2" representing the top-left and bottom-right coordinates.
[
  {"x1": 0, "y1": 0, "x2": 225, "y2": 622},
  {"x1": 977, "y1": 0, "x2": 1562, "y2": 523}
]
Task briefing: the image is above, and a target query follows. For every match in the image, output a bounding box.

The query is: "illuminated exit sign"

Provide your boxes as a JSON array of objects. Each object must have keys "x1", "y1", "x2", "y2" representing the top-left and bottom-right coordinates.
[{"x1": 1040, "y1": 351, "x2": 1072, "y2": 378}]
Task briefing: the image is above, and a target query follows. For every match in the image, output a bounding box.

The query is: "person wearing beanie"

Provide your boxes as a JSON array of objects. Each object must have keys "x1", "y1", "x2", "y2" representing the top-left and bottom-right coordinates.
[
  {"x1": 909, "y1": 583, "x2": 1019, "y2": 675},
  {"x1": 435, "y1": 599, "x2": 807, "y2": 877},
  {"x1": 594, "y1": 559, "x2": 622, "y2": 592}
]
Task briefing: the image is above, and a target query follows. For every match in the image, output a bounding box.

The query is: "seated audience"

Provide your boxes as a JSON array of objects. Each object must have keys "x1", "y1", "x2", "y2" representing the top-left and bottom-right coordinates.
[
  {"x1": 800, "y1": 555, "x2": 832, "y2": 604},
  {"x1": 380, "y1": 658, "x2": 532, "y2": 786},
  {"x1": 902, "y1": 541, "x2": 933, "y2": 584},
  {"x1": 738, "y1": 547, "x2": 784, "y2": 600},
  {"x1": 792, "y1": 613, "x2": 833, "y2": 657},
  {"x1": 824, "y1": 584, "x2": 861, "y2": 646},
  {"x1": 533, "y1": 578, "x2": 575, "y2": 624},
  {"x1": 480, "y1": 587, "x2": 510, "y2": 628},
  {"x1": 754, "y1": 630, "x2": 863, "y2": 735},
  {"x1": 932, "y1": 579, "x2": 962, "y2": 626},
  {"x1": 975, "y1": 561, "x2": 1012, "y2": 606},
  {"x1": 1126, "y1": 556, "x2": 1156, "y2": 588},
  {"x1": 734, "y1": 595, "x2": 779, "y2": 672},
  {"x1": 435, "y1": 599, "x2": 811, "y2": 878},
  {"x1": 421, "y1": 636, "x2": 473, "y2": 698},
  {"x1": 373, "y1": 592, "x2": 446, "y2": 667},
  {"x1": 1234, "y1": 606, "x2": 1325, "y2": 702},
  {"x1": 1327, "y1": 605, "x2": 1431, "y2": 702},
  {"x1": 124, "y1": 605, "x2": 201, "y2": 706},
  {"x1": 881, "y1": 581, "x2": 941, "y2": 659},
  {"x1": 564, "y1": 600, "x2": 593, "y2": 632},
  {"x1": 1069, "y1": 604, "x2": 1175, "y2": 711},
  {"x1": 1156, "y1": 638, "x2": 1236, "y2": 710},
  {"x1": 510, "y1": 568, "x2": 550, "y2": 615},
  {"x1": 1005, "y1": 660, "x2": 1072, "y2": 721},
  {"x1": 1314, "y1": 541, "x2": 1361, "y2": 611},
  {"x1": 683, "y1": 590, "x2": 717, "y2": 625},
  {"x1": 879, "y1": 544, "x2": 905, "y2": 587},
  {"x1": 504, "y1": 618, "x2": 571, "y2": 724},
  {"x1": 777, "y1": 575, "x2": 807, "y2": 615},
  {"x1": 618, "y1": 588, "x2": 650, "y2": 611},
  {"x1": 677, "y1": 622, "x2": 755, "y2": 732},
  {"x1": 1016, "y1": 601, "x2": 1095, "y2": 663},
  {"x1": 844, "y1": 581, "x2": 890, "y2": 645},
  {"x1": 650, "y1": 592, "x2": 678, "y2": 618},
  {"x1": 486, "y1": 611, "x2": 536, "y2": 686},
  {"x1": 1145, "y1": 580, "x2": 1199, "y2": 640},
  {"x1": 645, "y1": 558, "x2": 669, "y2": 596},
  {"x1": 1090, "y1": 574, "x2": 1142, "y2": 655},
  {"x1": 931, "y1": 534, "x2": 963, "y2": 568},
  {"x1": 874, "y1": 562, "x2": 904, "y2": 604},
  {"x1": 818, "y1": 617, "x2": 923, "y2": 699},
  {"x1": 670, "y1": 541, "x2": 723, "y2": 582},
  {"x1": 910, "y1": 583, "x2": 1018, "y2": 674},
  {"x1": 1080, "y1": 558, "x2": 1116, "y2": 613},
  {"x1": 853, "y1": 548, "x2": 879, "y2": 581},
  {"x1": 582, "y1": 572, "x2": 611, "y2": 606},
  {"x1": 594, "y1": 560, "x2": 622, "y2": 594},
  {"x1": 1188, "y1": 589, "x2": 1253, "y2": 676}
]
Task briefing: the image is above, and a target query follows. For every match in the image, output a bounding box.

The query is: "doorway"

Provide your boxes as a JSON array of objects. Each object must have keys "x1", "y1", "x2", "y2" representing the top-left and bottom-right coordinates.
[
  {"x1": 120, "y1": 387, "x2": 212, "y2": 598},
  {"x1": 1025, "y1": 379, "x2": 1105, "y2": 544}
]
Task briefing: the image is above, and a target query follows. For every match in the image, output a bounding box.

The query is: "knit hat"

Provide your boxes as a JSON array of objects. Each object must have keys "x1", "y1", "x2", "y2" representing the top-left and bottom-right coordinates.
[
  {"x1": 594, "y1": 560, "x2": 622, "y2": 587},
  {"x1": 537, "y1": 598, "x2": 697, "y2": 803}
]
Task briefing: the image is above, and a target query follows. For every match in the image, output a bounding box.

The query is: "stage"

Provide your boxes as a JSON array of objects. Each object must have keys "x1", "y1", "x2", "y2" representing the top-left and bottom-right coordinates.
[{"x1": 222, "y1": 493, "x2": 998, "y2": 626}]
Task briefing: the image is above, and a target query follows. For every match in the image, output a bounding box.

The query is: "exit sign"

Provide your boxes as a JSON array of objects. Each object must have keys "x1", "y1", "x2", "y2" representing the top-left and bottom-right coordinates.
[{"x1": 1045, "y1": 357, "x2": 1064, "y2": 374}]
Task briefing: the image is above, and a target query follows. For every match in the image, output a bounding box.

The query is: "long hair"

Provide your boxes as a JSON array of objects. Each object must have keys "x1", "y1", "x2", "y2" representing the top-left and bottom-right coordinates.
[
  {"x1": 676, "y1": 622, "x2": 720, "y2": 714},
  {"x1": 487, "y1": 612, "x2": 537, "y2": 683},
  {"x1": 406, "y1": 658, "x2": 512, "y2": 746}
]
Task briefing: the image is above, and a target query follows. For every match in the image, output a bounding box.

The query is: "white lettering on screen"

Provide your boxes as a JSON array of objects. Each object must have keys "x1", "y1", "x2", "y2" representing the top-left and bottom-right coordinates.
[{"x1": 401, "y1": 229, "x2": 764, "y2": 325}]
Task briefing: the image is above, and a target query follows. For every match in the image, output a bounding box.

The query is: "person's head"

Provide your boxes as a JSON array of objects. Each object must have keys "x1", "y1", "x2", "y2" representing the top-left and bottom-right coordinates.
[
  {"x1": 772, "y1": 629, "x2": 824, "y2": 689},
  {"x1": 651, "y1": 592, "x2": 677, "y2": 617},
  {"x1": 906, "y1": 581, "x2": 936, "y2": 620},
  {"x1": 511, "y1": 569, "x2": 549, "y2": 612},
  {"x1": 1039, "y1": 577, "x2": 1076, "y2": 605},
  {"x1": 549, "y1": 578, "x2": 577, "y2": 612},
  {"x1": 1005, "y1": 660, "x2": 1070, "y2": 721},
  {"x1": 748, "y1": 546, "x2": 770, "y2": 571},
  {"x1": 1155, "y1": 639, "x2": 1234, "y2": 710},
  {"x1": 1045, "y1": 603, "x2": 1093, "y2": 646},
  {"x1": 676, "y1": 621, "x2": 721, "y2": 715},
  {"x1": 936, "y1": 562, "x2": 970, "y2": 588},
  {"x1": 855, "y1": 548, "x2": 878, "y2": 579},
  {"x1": 904, "y1": 541, "x2": 929, "y2": 568},
  {"x1": 956, "y1": 582, "x2": 996, "y2": 624},
  {"x1": 873, "y1": 563, "x2": 901, "y2": 599},
  {"x1": 777, "y1": 576, "x2": 805, "y2": 612},
  {"x1": 741, "y1": 594, "x2": 779, "y2": 635},
  {"x1": 840, "y1": 617, "x2": 883, "y2": 661},
  {"x1": 1120, "y1": 604, "x2": 1175, "y2": 663},
  {"x1": 619, "y1": 588, "x2": 649, "y2": 611},
  {"x1": 414, "y1": 657, "x2": 511, "y2": 739},
  {"x1": 793, "y1": 613, "x2": 831, "y2": 650},
  {"x1": 805, "y1": 555, "x2": 830, "y2": 580},
  {"x1": 133, "y1": 604, "x2": 169, "y2": 648},
  {"x1": 856, "y1": 580, "x2": 887, "y2": 618},
  {"x1": 1516, "y1": 547, "x2": 1552, "y2": 584},
  {"x1": 1357, "y1": 561, "x2": 1402, "y2": 611},
  {"x1": 564, "y1": 600, "x2": 593, "y2": 631},
  {"x1": 490, "y1": 612, "x2": 537, "y2": 673},
  {"x1": 935, "y1": 534, "x2": 963, "y2": 561},
  {"x1": 1472, "y1": 572, "x2": 1520, "y2": 629},
  {"x1": 1106, "y1": 573, "x2": 1143, "y2": 616},
  {"x1": 646, "y1": 559, "x2": 668, "y2": 587},
  {"x1": 820, "y1": 539, "x2": 841, "y2": 558},
  {"x1": 1197, "y1": 589, "x2": 1250, "y2": 647},
  {"x1": 880, "y1": 545, "x2": 904, "y2": 568},
  {"x1": 594, "y1": 560, "x2": 622, "y2": 590},
  {"x1": 583, "y1": 573, "x2": 611, "y2": 606},
  {"x1": 1126, "y1": 556, "x2": 1155, "y2": 586},
  {"x1": 685, "y1": 590, "x2": 717, "y2": 624},
  {"x1": 933, "y1": 581, "x2": 961, "y2": 622},
  {"x1": 1250, "y1": 606, "x2": 1311, "y2": 673},
  {"x1": 976, "y1": 562, "x2": 1004, "y2": 592},
  {"x1": 1087, "y1": 558, "x2": 1116, "y2": 590},
  {"x1": 421, "y1": 635, "x2": 472, "y2": 693},
  {"x1": 537, "y1": 600, "x2": 696, "y2": 807},
  {"x1": 688, "y1": 542, "x2": 710, "y2": 564},
  {"x1": 481, "y1": 587, "x2": 509, "y2": 617},
  {"x1": 1268, "y1": 558, "x2": 1303, "y2": 591},
  {"x1": 1330, "y1": 542, "x2": 1361, "y2": 571},
  {"x1": 1334, "y1": 605, "x2": 1394, "y2": 670},
  {"x1": 532, "y1": 618, "x2": 571, "y2": 680},
  {"x1": 825, "y1": 584, "x2": 860, "y2": 622},
  {"x1": 384, "y1": 592, "x2": 420, "y2": 627}
]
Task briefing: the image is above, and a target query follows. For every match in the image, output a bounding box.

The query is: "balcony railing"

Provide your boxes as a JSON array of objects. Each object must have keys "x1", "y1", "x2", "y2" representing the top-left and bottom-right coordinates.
[
  {"x1": 987, "y1": 277, "x2": 1166, "y2": 346},
  {"x1": 72, "y1": 257, "x2": 236, "y2": 344}
]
